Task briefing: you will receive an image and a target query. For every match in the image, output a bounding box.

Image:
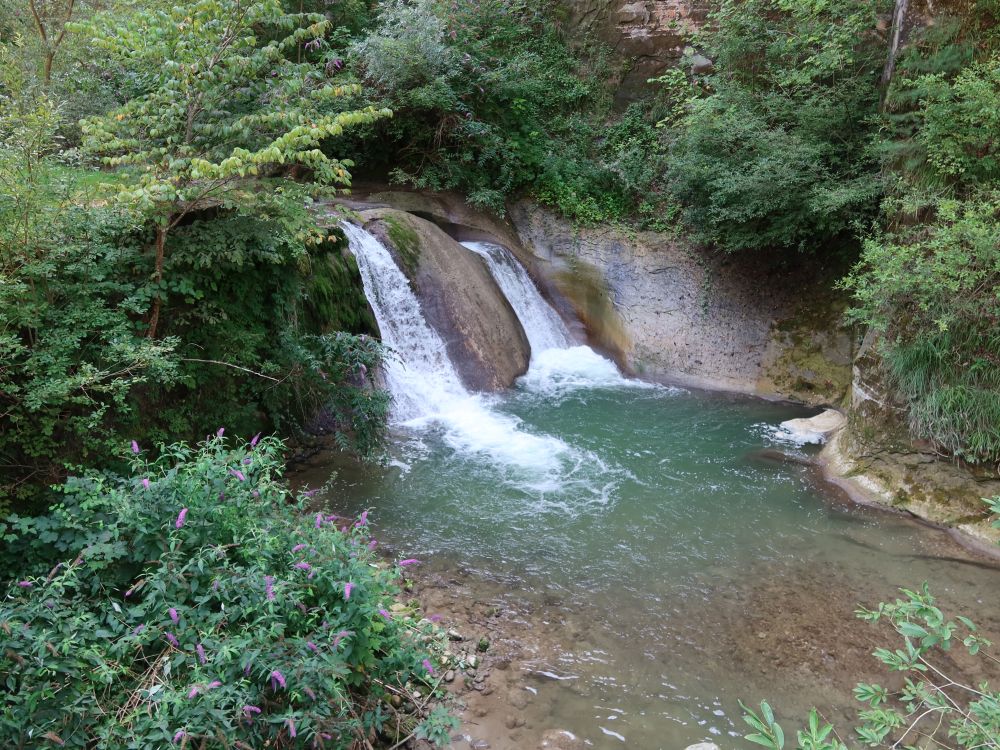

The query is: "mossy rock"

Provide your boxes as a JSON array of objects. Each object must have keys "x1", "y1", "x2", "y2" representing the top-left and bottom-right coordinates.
[{"x1": 302, "y1": 230, "x2": 379, "y2": 337}]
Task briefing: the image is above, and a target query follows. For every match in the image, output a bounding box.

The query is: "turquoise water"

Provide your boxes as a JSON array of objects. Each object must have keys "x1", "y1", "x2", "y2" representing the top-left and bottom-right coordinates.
[{"x1": 299, "y1": 380, "x2": 1000, "y2": 749}]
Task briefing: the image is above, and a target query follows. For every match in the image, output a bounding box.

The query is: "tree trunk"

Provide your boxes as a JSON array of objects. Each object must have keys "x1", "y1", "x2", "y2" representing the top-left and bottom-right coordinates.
[{"x1": 880, "y1": 0, "x2": 909, "y2": 102}]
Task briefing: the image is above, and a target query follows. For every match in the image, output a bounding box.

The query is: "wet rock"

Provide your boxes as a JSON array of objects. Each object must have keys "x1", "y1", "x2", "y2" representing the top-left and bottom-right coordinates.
[
  {"x1": 779, "y1": 409, "x2": 846, "y2": 444},
  {"x1": 686, "y1": 744, "x2": 721, "y2": 750},
  {"x1": 360, "y1": 208, "x2": 530, "y2": 391},
  {"x1": 690, "y1": 53, "x2": 714, "y2": 74},
  {"x1": 538, "y1": 729, "x2": 584, "y2": 749},
  {"x1": 508, "y1": 689, "x2": 530, "y2": 709}
]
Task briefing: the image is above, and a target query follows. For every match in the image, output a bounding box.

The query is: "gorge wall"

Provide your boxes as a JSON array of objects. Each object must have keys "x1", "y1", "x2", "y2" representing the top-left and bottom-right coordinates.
[{"x1": 561, "y1": 0, "x2": 708, "y2": 102}]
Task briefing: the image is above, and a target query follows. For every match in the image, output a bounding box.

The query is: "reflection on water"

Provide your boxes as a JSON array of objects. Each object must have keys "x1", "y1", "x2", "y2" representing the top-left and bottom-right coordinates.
[{"x1": 295, "y1": 383, "x2": 1000, "y2": 750}]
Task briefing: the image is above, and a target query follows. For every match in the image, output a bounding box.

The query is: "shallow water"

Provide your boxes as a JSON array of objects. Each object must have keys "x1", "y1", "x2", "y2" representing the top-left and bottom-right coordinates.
[{"x1": 296, "y1": 379, "x2": 1000, "y2": 749}]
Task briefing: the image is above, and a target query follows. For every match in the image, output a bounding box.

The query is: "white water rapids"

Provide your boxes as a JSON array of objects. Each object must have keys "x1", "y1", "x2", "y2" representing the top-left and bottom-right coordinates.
[{"x1": 340, "y1": 223, "x2": 643, "y2": 491}]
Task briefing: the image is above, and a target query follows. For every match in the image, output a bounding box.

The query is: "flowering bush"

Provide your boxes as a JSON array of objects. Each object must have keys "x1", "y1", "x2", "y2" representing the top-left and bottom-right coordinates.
[{"x1": 0, "y1": 435, "x2": 451, "y2": 748}]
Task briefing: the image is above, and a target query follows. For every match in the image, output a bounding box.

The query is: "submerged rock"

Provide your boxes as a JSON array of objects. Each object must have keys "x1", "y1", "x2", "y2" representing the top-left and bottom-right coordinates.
[
  {"x1": 360, "y1": 208, "x2": 530, "y2": 391},
  {"x1": 685, "y1": 743, "x2": 721, "y2": 750},
  {"x1": 779, "y1": 409, "x2": 846, "y2": 444}
]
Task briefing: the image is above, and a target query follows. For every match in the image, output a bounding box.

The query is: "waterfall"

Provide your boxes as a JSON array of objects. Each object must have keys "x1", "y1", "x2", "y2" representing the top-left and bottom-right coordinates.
[
  {"x1": 461, "y1": 241, "x2": 644, "y2": 397},
  {"x1": 461, "y1": 241, "x2": 573, "y2": 354},
  {"x1": 341, "y1": 222, "x2": 572, "y2": 473}
]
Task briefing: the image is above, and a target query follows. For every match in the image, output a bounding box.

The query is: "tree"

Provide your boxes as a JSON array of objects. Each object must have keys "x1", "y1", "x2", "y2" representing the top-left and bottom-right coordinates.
[
  {"x1": 26, "y1": 0, "x2": 79, "y2": 82},
  {"x1": 77, "y1": 0, "x2": 390, "y2": 338}
]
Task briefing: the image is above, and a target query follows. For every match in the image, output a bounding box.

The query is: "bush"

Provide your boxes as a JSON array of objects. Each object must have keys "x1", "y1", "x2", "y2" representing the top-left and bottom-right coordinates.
[
  {"x1": 662, "y1": 0, "x2": 885, "y2": 251},
  {"x1": 346, "y1": 0, "x2": 613, "y2": 216},
  {"x1": 0, "y1": 436, "x2": 454, "y2": 748},
  {"x1": 741, "y1": 581, "x2": 1000, "y2": 750}
]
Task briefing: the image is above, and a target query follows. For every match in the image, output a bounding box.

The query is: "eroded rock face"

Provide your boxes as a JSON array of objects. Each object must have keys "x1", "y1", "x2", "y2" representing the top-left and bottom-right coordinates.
[
  {"x1": 358, "y1": 208, "x2": 530, "y2": 391},
  {"x1": 563, "y1": 0, "x2": 709, "y2": 103},
  {"x1": 508, "y1": 201, "x2": 853, "y2": 402},
  {"x1": 819, "y1": 332, "x2": 1000, "y2": 551}
]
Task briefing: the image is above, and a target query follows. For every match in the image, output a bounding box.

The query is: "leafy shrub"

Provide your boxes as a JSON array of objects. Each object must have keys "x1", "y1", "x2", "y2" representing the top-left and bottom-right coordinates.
[
  {"x1": 741, "y1": 583, "x2": 1000, "y2": 750},
  {"x1": 662, "y1": 0, "x2": 885, "y2": 251},
  {"x1": 845, "y1": 17, "x2": 1000, "y2": 463},
  {"x1": 0, "y1": 436, "x2": 452, "y2": 748},
  {"x1": 844, "y1": 192, "x2": 1000, "y2": 463},
  {"x1": 347, "y1": 0, "x2": 614, "y2": 216}
]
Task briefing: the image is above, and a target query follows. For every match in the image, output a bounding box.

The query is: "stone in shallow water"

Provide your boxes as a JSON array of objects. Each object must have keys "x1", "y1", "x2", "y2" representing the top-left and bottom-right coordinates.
[
  {"x1": 779, "y1": 409, "x2": 846, "y2": 444},
  {"x1": 538, "y1": 729, "x2": 583, "y2": 749},
  {"x1": 685, "y1": 744, "x2": 721, "y2": 750}
]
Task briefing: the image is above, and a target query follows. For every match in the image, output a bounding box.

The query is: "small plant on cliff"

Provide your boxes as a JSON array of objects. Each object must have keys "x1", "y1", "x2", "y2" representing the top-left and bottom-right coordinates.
[
  {"x1": 741, "y1": 584, "x2": 1000, "y2": 750},
  {"x1": 0, "y1": 434, "x2": 451, "y2": 748}
]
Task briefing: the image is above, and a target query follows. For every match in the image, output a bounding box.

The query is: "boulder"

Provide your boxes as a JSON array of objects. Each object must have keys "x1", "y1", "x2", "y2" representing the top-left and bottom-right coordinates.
[
  {"x1": 779, "y1": 409, "x2": 847, "y2": 444},
  {"x1": 359, "y1": 208, "x2": 530, "y2": 391}
]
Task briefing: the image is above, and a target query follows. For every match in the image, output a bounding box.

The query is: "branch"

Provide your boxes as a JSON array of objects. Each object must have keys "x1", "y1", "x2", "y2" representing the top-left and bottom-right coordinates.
[{"x1": 180, "y1": 358, "x2": 280, "y2": 382}]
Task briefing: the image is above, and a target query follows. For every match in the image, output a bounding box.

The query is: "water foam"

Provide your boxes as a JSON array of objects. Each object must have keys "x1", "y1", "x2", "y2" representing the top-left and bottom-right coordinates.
[
  {"x1": 343, "y1": 223, "x2": 577, "y2": 477},
  {"x1": 460, "y1": 241, "x2": 657, "y2": 398}
]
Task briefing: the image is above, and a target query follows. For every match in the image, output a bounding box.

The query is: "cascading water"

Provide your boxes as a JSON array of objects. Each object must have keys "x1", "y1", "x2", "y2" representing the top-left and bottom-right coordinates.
[
  {"x1": 341, "y1": 222, "x2": 585, "y2": 479},
  {"x1": 461, "y1": 241, "x2": 573, "y2": 353},
  {"x1": 461, "y1": 240, "x2": 646, "y2": 396}
]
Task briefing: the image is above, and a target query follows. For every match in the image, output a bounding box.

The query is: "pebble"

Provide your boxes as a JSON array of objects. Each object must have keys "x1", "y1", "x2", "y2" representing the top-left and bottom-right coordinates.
[
  {"x1": 448, "y1": 629, "x2": 465, "y2": 641},
  {"x1": 685, "y1": 744, "x2": 720, "y2": 750},
  {"x1": 444, "y1": 670, "x2": 455, "y2": 682}
]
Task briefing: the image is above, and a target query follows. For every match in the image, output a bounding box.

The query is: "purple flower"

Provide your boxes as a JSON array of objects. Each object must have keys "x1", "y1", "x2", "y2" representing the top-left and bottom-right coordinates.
[
  {"x1": 165, "y1": 632, "x2": 180, "y2": 647},
  {"x1": 175, "y1": 508, "x2": 188, "y2": 529},
  {"x1": 379, "y1": 609, "x2": 391, "y2": 620},
  {"x1": 243, "y1": 705, "x2": 261, "y2": 715},
  {"x1": 265, "y1": 575, "x2": 275, "y2": 601},
  {"x1": 187, "y1": 686, "x2": 199, "y2": 699},
  {"x1": 250, "y1": 432, "x2": 261, "y2": 447},
  {"x1": 168, "y1": 607, "x2": 179, "y2": 624},
  {"x1": 344, "y1": 582, "x2": 353, "y2": 600},
  {"x1": 132, "y1": 624, "x2": 145, "y2": 635},
  {"x1": 423, "y1": 658, "x2": 434, "y2": 674},
  {"x1": 355, "y1": 510, "x2": 369, "y2": 527},
  {"x1": 294, "y1": 561, "x2": 310, "y2": 571},
  {"x1": 131, "y1": 440, "x2": 140, "y2": 454},
  {"x1": 287, "y1": 718, "x2": 297, "y2": 738},
  {"x1": 332, "y1": 630, "x2": 351, "y2": 648},
  {"x1": 244, "y1": 662, "x2": 253, "y2": 676},
  {"x1": 315, "y1": 513, "x2": 323, "y2": 529},
  {"x1": 125, "y1": 587, "x2": 134, "y2": 598},
  {"x1": 398, "y1": 559, "x2": 420, "y2": 567},
  {"x1": 302, "y1": 489, "x2": 317, "y2": 498},
  {"x1": 269, "y1": 670, "x2": 286, "y2": 691},
  {"x1": 207, "y1": 680, "x2": 222, "y2": 689},
  {"x1": 242, "y1": 456, "x2": 251, "y2": 465},
  {"x1": 196, "y1": 643, "x2": 206, "y2": 664},
  {"x1": 173, "y1": 730, "x2": 185, "y2": 744},
  {"x1": 17, "y1": 580, "x2": 32, "y2": 588},
  {"x1": 367, "y1": 539, "x2": 378, "y2": 551},
  {"x1": 291, "y1": 543, "x2": 306, "y2": 553},
  {"x1": 142, "y1": 478, "x2": 150, "y2": 490},
  {"x1": 304, "y1": 686, "x2": 316, "y2": 700},
  {"x1": 306, "y1": 641, "x2": 318, "y2": 652},
  {"x1": 429, "y1": 614, "x2": 443, "y2": 623},
  {"x1": 217, "y1": 427, "x2": 225, "y2": 437},
  {"x1": 230, "y1": 469, "x2": 245, "y2": 482},
  {"x1": 212, "y1": 579, "x2": 219, "y2": 592}
]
